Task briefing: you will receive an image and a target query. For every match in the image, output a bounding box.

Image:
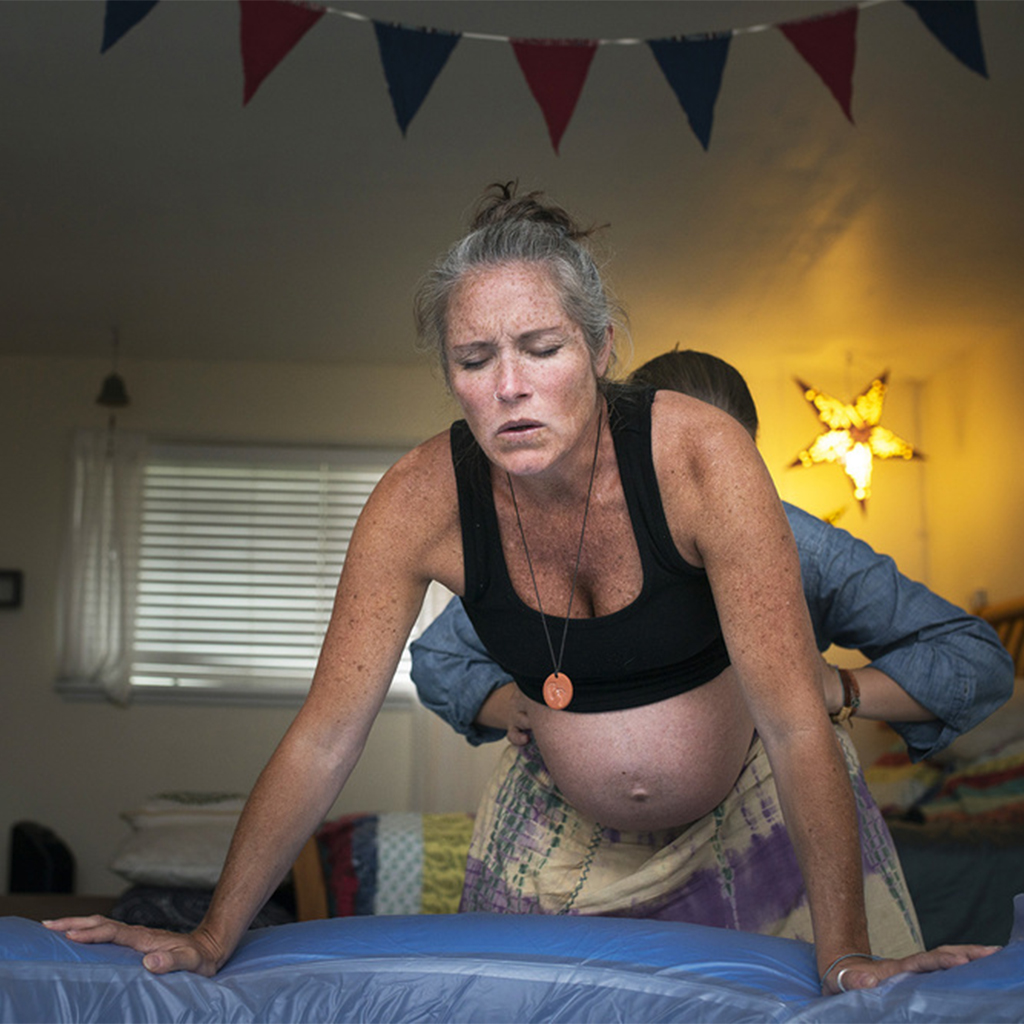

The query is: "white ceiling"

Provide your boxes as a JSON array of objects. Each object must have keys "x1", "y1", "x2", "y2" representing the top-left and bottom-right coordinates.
[{"x1": 2, "y1": 0, "x2": 1022, "y2": 382}]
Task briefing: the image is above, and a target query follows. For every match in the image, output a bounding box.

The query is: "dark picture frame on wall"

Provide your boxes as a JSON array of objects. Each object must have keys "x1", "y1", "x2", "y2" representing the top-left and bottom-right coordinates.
[{"x1": 0, "y1": 570, "x2": 23, "y2": 609}]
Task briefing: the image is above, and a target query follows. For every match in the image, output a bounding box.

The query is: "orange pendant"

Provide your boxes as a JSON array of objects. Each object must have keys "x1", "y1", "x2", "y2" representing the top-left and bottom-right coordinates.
[{"x1": 543, "y1": 672, "x2": 573, "y2": 710}]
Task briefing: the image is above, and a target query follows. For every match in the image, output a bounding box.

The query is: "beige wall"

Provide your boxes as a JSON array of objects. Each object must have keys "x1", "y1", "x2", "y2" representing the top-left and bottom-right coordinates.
[
  {"x1": 3, "y1": 338, "x2": 1022, "y2": 894},
  {"x1": 745, "y1": 337, "x2": 1024, "y2": 612},
  {"x1": 924, "y1": 335, "x2": 1024, "y2": 608}
]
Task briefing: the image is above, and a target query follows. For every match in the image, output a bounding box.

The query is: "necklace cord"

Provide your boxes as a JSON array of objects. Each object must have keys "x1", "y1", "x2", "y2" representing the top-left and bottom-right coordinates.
[{"x1": 507, "y1": 406, "x2": 604, "y2": 679}]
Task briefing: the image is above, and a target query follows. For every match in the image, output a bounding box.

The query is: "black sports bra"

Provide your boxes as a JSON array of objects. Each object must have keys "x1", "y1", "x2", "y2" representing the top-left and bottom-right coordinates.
[{"x1": 452, "y1": 385, "x2": 730, "y2": 712}]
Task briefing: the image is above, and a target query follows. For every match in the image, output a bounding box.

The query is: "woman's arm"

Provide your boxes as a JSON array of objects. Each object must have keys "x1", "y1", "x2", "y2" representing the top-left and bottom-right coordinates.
[
  {"x1": 47, "y1": 436, "x2": 462, "y2": 973},
  {"x1": 652, "y1": 394, "x2": 995, "y2": 991}
]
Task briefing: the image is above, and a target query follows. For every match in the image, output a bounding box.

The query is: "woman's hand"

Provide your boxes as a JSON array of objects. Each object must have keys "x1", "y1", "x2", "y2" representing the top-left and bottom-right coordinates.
[
  {"x1": 476, "y1": 681, "x2": 533, "y2": 745},
  {"x1": 503, "y1": 685, "x2": 533, "y2": 746},
  {"x1": 43, "y1": 915, "x2": 227, "y2": 976},
  {"x1": 821, "y1": 945, "x2": 1001, "y2": 995}
]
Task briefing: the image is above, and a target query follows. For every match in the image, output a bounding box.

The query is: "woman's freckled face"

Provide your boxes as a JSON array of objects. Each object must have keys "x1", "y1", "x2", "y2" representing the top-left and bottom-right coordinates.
[{"x1": 445, "y1": 262, "x2": 605, "y2": 479}]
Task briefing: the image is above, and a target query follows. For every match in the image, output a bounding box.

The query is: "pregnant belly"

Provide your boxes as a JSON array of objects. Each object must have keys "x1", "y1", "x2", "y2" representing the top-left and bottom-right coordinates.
[{"x1": 525, "y1": 669, "x2": 755, "y2": 831}]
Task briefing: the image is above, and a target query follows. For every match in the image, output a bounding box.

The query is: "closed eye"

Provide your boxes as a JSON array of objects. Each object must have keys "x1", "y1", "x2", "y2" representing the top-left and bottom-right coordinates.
[
  {"x1": 522, "y1": 331, "x2": 567, "y2": 359},
  {"x1": 450, "y1": 342, "x2": 493, "y2": 370}
]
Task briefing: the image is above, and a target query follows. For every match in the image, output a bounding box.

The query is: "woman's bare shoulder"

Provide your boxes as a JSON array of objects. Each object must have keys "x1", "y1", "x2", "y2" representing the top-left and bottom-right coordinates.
[
  {"x1": 368, "y1": 430, "x2": 457, "y2": 518},
  {"x1": 391, "y1": 429, "x2": 455, "y2": 475},
  {"x1": 650, "y1": 389, "x2": 756, "y2": 475},
  {"x1": 649, "y1": 390, "x2": 779, "y2": 563},
  {"x1": 357, "y1": 430, "x2": 462, "y2": 582}
]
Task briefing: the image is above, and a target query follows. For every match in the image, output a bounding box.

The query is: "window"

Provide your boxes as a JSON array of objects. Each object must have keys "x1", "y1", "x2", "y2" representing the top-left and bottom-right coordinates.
[{"x1": 58, "y1": 435, "x2": 448, "y2": 705}]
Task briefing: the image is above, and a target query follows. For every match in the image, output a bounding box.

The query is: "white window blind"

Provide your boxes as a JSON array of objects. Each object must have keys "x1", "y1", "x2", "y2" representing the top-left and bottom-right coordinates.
[{"x1": 129, "y1": 442, "x2": 429, "y2": 704}]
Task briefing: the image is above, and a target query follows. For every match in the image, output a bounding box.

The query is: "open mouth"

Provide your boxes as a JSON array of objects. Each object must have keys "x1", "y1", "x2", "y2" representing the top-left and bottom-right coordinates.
[{"x1": 498, "y1": 420, "x2": 542, "y2": 435}]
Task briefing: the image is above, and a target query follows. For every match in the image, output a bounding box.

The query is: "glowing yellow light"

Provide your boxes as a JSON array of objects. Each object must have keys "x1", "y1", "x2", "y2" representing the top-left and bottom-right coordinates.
[{"x1": 791, "y1": 371, "x2": 921, "y2": 508}]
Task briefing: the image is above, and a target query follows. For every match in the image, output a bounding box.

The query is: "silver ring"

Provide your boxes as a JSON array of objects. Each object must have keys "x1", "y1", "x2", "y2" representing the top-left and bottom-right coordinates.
[{"x1": 836, "y1": 967, "x2": 852, "y2": 993}]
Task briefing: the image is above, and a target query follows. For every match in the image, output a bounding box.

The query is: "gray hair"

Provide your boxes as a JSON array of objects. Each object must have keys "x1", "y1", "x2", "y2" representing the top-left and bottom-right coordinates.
[{"x1": 414, "y1": 185, "x2": 623, "y2": 384}]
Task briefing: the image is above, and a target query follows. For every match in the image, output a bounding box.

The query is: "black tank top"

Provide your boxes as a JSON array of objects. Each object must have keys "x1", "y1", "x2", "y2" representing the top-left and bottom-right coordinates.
[{"x1": 451, "y1": 385, "x2": 730, "y2": 713}]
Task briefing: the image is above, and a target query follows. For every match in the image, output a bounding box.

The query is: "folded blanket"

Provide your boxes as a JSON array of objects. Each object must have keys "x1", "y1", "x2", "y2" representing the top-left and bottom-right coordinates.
[{"x1": 317, "y1": 812, "x2": 474, "y2": 916}]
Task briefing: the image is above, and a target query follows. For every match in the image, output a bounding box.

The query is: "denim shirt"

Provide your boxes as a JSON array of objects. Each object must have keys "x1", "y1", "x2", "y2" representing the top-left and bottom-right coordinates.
[{"x1": 410, "y1": 502, "x2": 1013, "y2": 761}]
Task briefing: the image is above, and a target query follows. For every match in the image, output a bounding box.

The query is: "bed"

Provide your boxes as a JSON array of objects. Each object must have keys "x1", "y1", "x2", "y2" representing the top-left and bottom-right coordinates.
[{"x1": 4, "y1": 602, "x2": 1021, "y2": 1022}]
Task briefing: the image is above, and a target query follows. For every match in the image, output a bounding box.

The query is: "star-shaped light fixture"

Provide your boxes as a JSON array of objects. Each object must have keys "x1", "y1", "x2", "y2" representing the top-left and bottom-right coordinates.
[{"x1": 791, "y1": 371, "x2": 922, "y2": 508}]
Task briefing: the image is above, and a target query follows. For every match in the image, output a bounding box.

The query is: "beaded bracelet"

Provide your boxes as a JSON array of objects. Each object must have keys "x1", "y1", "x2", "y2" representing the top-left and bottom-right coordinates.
[
  {"x1": 819, "y1": 952, "x2": 882, "y2": 987},
  {"x1": 829, "y1": 666, "x2": 861, "y2": 725}
]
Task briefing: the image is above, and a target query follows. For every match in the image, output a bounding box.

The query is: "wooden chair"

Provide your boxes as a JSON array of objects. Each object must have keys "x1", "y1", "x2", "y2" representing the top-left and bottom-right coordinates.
[{"x1": 292, "y1": 836, "x2": 329, "y2": 922}]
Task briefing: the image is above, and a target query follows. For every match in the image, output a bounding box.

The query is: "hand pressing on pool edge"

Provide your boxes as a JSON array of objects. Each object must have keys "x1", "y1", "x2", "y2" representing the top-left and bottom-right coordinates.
[
  {"x1": 43, "y1": 916, "x2": 226, "y2": 976},
  {"x1": 820, "y1": 945, "x2": 1001, "y2": 996}
]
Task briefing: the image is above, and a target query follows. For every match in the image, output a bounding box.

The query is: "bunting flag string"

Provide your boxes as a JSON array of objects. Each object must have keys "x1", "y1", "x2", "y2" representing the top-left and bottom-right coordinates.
[{"x1": 99, "y1": 0, "x2": 989, "y2": 152}]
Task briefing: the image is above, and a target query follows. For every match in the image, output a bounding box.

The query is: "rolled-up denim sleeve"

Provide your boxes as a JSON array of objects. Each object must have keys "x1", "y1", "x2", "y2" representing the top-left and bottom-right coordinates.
[
  {"x1": 788, "y1": 504, "x2": 1014, "y2": 761},
  {"x1": 410, "y1": 597, "x2": 512, "y2": 746}
]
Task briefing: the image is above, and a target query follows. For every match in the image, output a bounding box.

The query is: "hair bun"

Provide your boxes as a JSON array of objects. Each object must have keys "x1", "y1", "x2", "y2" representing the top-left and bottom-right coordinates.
[{"x1": 470, "y1": 181, "x2": 594, "y2": 240}]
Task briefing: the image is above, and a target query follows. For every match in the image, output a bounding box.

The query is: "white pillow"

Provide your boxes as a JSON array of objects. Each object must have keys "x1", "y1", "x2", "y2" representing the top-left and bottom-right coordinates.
[
  {"x1": 121, "y1": 791, "x2": 247, "y2": 829},
  {"x1": 109, "y1": 821, "x2": 237, "y2": 888},
  {"x1": 110, "y1": 792, "x2": 246, "y2": 887}
]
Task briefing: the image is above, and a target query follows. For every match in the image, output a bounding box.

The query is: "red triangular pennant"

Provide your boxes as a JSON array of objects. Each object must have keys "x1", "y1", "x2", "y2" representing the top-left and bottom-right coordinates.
[
  {"x1": 511, "y1": 39, "x2": 598, "y2": 154},
  {"x1": 239, "y1": 0, "x2": 325, "y2": 106},
  {"x1": 778, "y1": 7, "x2": 858, "y2": 123}
]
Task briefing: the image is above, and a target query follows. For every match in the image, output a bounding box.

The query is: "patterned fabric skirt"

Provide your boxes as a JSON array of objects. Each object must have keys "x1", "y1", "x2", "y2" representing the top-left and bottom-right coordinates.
[{"x1": 459, "y1": 727, "x2": 923, "y2": 958}]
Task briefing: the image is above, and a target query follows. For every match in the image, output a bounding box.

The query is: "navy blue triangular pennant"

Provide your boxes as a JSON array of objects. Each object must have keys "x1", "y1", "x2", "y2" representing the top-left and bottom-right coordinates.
[
  {"x1": 648, "y1": 33, "x2": 732, "y2": 151},
  {"x1": 101, "y1": 0, "x2": 160, "y2": 53},
  {"x1": 903, "y1": 0, "x2": 988, "y2": 78},
  {"x1": 373, "y1": 21, "x2": 462, "y2": 136}
]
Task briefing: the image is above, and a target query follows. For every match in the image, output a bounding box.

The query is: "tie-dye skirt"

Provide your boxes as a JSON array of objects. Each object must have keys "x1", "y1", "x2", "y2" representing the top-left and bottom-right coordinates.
[{"x1": 459, "y1": 727, "x2": 922, "y2": 958}]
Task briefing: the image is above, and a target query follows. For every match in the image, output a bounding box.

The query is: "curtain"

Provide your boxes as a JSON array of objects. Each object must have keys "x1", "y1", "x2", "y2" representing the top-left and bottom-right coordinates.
[{"x1": 56, "y1": 428, "x2": 147, "y2": 705}]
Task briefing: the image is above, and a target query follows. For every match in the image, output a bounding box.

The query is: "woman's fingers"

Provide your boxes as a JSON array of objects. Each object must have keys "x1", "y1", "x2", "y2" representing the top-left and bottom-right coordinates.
[
  {"x1": 43, "y1": 915, "x2": 128, "y2": 944},
  {"x1": 506, "y1": 724, "x2": 532, "y2": 745},
  {"x1": 43, "y1": 916, "x2": 222, "y2": 976},
  {"x1": 894, "y1": 944, "x2": 1002, "y2": 974},
  {"x1": 45, "y1": 916, "x2": 168, "y2": 952},
  {"x1": 829, "y1": 944, "x2": 1001, "y2": 994}
]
